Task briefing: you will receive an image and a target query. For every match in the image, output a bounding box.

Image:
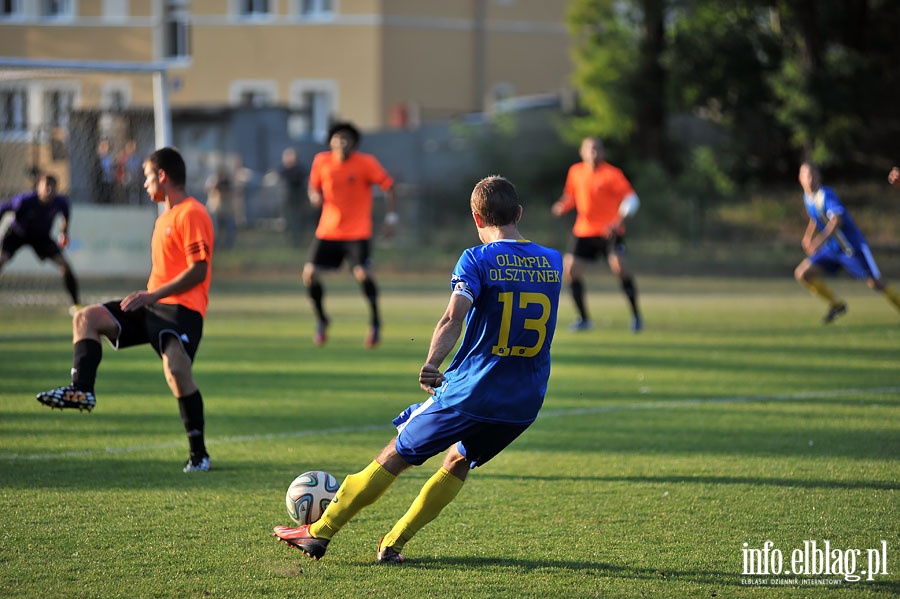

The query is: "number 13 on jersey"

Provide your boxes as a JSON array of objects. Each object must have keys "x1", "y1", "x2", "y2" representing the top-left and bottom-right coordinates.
[{"x1": 492, "y1": 291, "x2": 552, "y2": 358}]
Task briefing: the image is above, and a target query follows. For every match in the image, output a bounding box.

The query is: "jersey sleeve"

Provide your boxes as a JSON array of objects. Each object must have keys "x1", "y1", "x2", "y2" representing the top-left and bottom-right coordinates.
[
  {"x1": 450, "y1": 249, "x2": 481, "y2": 304},
  {"x1": 559, "y1": 165, "x2": 579, "y2": 211},
  {"x1": 179, "y1": 203, "x2": 214, "y2": 265},
  {"x1": 823, "y1": 188, "x2": 846, "y2": 220},
  {"x1": 365, "y1": 155, "x2": 394, "y2": 190},
  {"x1": 610, "y1": 168, "x2": 635, "y2": 203},
  {"x1": 308, "y1": 153, "x2": 325, "y2": 190}
]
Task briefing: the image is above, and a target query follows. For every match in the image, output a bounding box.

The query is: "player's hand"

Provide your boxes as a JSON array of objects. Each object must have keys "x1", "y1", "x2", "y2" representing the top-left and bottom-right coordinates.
[
  {"x1": 120, "y1": 290, "x2": 153, "y2": 312},
  {"x1": 419, "y1": 363, "x2": 444, "y2": 395},
  {"x1": 551, "y1": 201, "x2": 566, "y2": 217},
  {"x1": 58, "y1": 233, "x2": 69, "y2": 249},
  {"x1": 889, "y1": 167, "x2": 900, "y2": 187},
  {"x1": 381, "y1": 221, "x2": 396, "y2": 240}
]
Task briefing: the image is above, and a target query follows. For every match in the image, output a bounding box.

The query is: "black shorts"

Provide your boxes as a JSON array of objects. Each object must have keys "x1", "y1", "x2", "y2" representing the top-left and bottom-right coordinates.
[
  {"x1": 102, "y1": 301, "x2": 204, "y2": 361},
  {"x1": 1, "y1": 229, "x2": 61, "y2": 260},
  {"x1": 569, "y1": 233, "x2": 627, "y2": 262},
  {"x1": 308, "y1": 238, "x2": 372, "y2": 270}
]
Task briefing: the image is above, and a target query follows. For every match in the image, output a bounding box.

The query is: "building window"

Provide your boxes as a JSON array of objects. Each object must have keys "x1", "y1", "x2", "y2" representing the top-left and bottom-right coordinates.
[
  {"x1": 0, "y1": 88, "x2": 28, "y2": 134},
  {"x1": 239, "y1": 0, "x2": 270, "y2": 18},
  {"x1": 289, "y1": 81, "x2": 335, "y2": 141},
  {"x1": 230, "y1": 81, "x2": 277, "y2": 107},
  {"x1": 102, "y1": 0, "x2": 129, "y2": 20},
  {"x1": 40, "y1": 0, "x2": 73, "y2": 19},
  {"x1": 101, "y1": 82, "x2": 131, "y2": 111},
  {"x1": 164, "y1": 0, "x2": 190, "y2": 59},
  {"x1": 0, "y1": 0, "x2": 22, "y2": 19},
  {"x1": 298, "y1": 0, "x2": 333, "y2": 19},
  {"x1": 44, "y1": 88, "x2": 76, "y2": 129}
]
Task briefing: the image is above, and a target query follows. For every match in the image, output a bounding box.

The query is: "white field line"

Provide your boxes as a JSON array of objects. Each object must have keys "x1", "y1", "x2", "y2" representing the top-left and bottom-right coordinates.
[{"x1": 3, "y1": 387, "x2": 899, "y2": 462}]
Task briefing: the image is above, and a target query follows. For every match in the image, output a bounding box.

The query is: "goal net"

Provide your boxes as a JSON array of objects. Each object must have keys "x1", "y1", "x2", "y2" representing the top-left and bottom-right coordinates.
[{"x1": 0, "y1": 58, "x2": 170, "y2": 285}]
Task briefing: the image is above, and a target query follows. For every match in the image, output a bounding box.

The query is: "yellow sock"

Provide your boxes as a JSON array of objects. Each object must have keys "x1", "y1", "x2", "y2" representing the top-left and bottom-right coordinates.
[
  {"x1": 883, "y1": 285, "x2": 900, "y2": 312},
  {"x1": 380, "y1": 467, "x2": 465, "y2": 552},
  {"x1": 801, "y1": 277, "x2": 841, "y2": 306},
  {"x1": 310, "y1": 460, "x2": 396, "y2": 540}
]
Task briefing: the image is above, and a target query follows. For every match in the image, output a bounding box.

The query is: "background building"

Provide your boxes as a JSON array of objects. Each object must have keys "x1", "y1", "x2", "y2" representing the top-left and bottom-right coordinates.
[{"x1": 0, "y1": 0, "x2": 573, "y2": 197}]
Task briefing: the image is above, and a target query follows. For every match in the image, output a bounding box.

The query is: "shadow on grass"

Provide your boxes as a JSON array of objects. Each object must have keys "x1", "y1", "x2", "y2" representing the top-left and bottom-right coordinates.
[
  {"x1": 361, "y1": 555, "x2": 900, "y2": 594},
  {"x1": 481, "y1": 472, "x2": 898, "y2": 492}
]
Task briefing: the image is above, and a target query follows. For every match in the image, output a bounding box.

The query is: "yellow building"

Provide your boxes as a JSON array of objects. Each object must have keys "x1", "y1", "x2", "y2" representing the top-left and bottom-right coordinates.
[{"x1": 0, "y1": 0, "x2": 573, "y2": 194}]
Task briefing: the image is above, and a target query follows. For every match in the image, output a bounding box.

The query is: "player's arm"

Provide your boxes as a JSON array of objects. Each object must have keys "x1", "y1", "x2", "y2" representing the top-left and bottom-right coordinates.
[
  {"x1": 381, "y1": 185, "x2": 398, "y2": 237},
  {"x1": 308, "y1": 184, "x2": 324, "y2": 209},
  {"x1": 800, "y1": 219, "x2": 818, "y2": 255},
  {"x1": 610, "y1": 191, "x2": 640, "y2": 233},
  {"x1": 419, "y1": 292, "x2": 472, "y2": 394},
  {"x1": 551, "y1": 192, "x2": 575, "y2": 217},
  {"x1": 120, "y1": 261, "x2": 208, "y2": 312},
  {"x1": 58, "y1": 213, "x2": 70, "y2": 248}
]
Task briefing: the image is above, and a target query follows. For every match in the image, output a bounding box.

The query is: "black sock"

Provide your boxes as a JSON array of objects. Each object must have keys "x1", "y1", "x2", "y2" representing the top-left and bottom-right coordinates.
[
  {"x1": 63, "y1": 268, "x2": 80, "y2": 305},
  {"x1": 361, "y1": 278, "x2": 380, "y2": 328},
  {"x1": 308, "y1": 280, "x2": 327, "y2": 323},
  {"x1": 72, "y1": 339, "x2": 102, "y2": 392},
  {"x1": 621, "y1": 276, "x2": 640, "y2": 318},
  {"x1": 177, "y1": 390, "x2": 207, "y2": 459},
  {"x1": 570, "y1": 279, "x2": 588, "y2": 322}
]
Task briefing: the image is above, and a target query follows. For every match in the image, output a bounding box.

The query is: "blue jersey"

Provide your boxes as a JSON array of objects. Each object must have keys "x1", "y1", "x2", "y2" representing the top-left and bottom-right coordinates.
[
  {"x1": 432, "y1": 239, "x2": 562, "y2": 425},
  {"x1": 803, "y1": 186, "x2": 867, "y2": 257},
  {"x1": 0, "y1": 191, "x2": 70, "y2": 239}
]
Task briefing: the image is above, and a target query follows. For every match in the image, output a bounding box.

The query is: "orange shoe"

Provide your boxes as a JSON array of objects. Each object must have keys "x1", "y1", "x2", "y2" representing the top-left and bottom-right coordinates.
[
  {"x1": 273, "y1": 525, "x2": 329, "y2": 560},
  {"x1": 314, "y1": 319, "x2": 329, "y2": 346},
  {"x1": 364, "y1": 326, "x2": 380, "y2": 349}
]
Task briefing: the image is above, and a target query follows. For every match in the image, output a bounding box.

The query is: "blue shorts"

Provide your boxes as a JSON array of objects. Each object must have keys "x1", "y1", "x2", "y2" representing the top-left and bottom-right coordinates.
[
  {"x1": 810, "y1": 243, "x2": 880, "y2": 281},
  {"x1": 392, "y1": 398, "x2": 530, "y2": 468}
]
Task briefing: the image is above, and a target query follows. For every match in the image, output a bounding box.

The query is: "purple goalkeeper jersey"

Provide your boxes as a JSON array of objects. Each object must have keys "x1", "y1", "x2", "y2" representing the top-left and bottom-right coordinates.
[{"x1": 0, "y1": 191, "x2": 70, "y2": 238}]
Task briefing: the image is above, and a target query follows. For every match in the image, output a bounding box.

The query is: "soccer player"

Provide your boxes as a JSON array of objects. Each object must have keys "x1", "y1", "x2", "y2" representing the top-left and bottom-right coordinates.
[
  {"x1": 36, "y1": 147, "x2": 216, "y2": 473},
  {"x1": 273, "y1": 175, "x2": 562, "y2": 563},
  {"x1": 303, "y1": 121, "x2": 397, "y2": 348},
  {"x1": 0, "y1": 174, "x2": 81, "y2": 312},
  {"x1": 794, "y1": 162, "x2": 900, "y2": 323},
  {"x1": 552, "y1": 137, "x2": 643, "y2": 332}
]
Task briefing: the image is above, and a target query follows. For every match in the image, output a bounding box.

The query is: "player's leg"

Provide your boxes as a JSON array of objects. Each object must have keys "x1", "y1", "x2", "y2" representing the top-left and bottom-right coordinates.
[
  {"x1": 564, "y1": 251, "x2": 592, "y2": 329},
  {"x1": 47, "y1": 252, "x2": 81, "y2": 307},
  {"x1": 0, "y1": 229, "x2": 26, "y2": 273},
  {"x1": 378, "y1": 418, "x2": 529, "y2": 561},
  {"x1": 794, "y1": 258, "x2": 846, "y2": 323},
  {"x1": 608, "y1": 244, "x2": 641, "y2": 332},
  {"x1": 160, "y1": 335, "x2": 209, "y2": 472},
  {"x1": 273, "y1": 437, "x2": 406, "y2": 559},
  {"x1": 150, "y1": 304, "x2": 209, "y2": 472},
  {"x1": 349, "y1": 240, "x2": 381, "y2": 348},
  {"x1": 302, "y1": 261, "x2": 330, "y2": 344},
  {"x1": 36, "y1": 302, "x2": 121, "y2": 411},
  {"x1": 377, "y1": 446, "x2": 468, "y2": 562},
  {"x1": 854, "y1": 244, "x2": 900, "y2": 314},
  {"x1": 303, "y1": 239, "x2": 343, "y2": 346},
  {"x1": 311, "y1": 439, "x2": 409, "y2": 540}
]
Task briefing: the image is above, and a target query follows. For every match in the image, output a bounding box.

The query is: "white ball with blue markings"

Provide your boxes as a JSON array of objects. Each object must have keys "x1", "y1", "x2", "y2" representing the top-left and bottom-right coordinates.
[{"x1": 285, "y1": 470, "x2": 340, "y2": 525}]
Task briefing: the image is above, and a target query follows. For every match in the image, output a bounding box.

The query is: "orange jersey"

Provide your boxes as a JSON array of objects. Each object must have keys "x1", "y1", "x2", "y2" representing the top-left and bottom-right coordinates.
[
  {"x1": 309, "y1": 150, "x2": 393, "y2": 240},
  {"x1": 148, "y1": 197, "x2": 214, "y2": 317},
  {"x1": 561, "y1": 161, "x2": 635, "y2": 237}
]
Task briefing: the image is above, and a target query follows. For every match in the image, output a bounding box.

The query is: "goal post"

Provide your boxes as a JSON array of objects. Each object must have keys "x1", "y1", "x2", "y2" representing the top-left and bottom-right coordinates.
[{"x1": 0, "y1": 58, "x2": 171, "y2": 280}]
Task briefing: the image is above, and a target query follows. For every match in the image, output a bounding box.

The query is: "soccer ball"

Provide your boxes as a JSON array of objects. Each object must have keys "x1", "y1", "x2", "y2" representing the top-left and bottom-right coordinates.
[{"x1": 285, "y1": 470, "x2": 340, "y2": 525}]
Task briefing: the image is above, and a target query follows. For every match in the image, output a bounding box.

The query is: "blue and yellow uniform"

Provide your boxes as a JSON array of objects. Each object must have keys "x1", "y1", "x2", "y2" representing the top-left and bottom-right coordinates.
[
  {"x1": 804, "y1": 185, "x2": 880, "y2": 280},
  {"x1": 394, "y1": 238, "x2": 562, "y2": 467}
]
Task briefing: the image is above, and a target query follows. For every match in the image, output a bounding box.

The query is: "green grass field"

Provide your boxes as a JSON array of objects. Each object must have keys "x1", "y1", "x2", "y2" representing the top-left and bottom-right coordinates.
[{"x1": 1, "y1": 275, "x2": 898, "y2": 598}]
